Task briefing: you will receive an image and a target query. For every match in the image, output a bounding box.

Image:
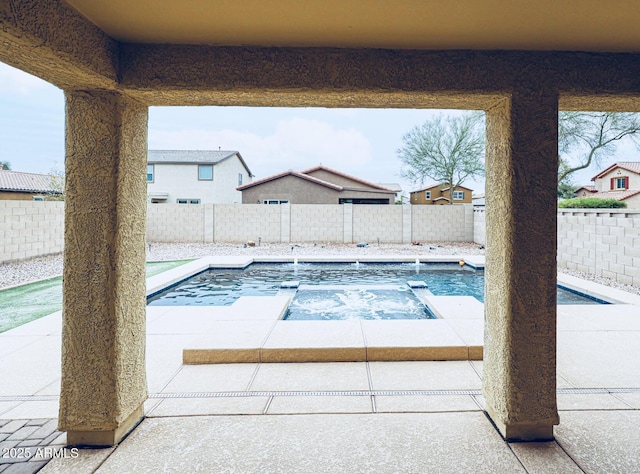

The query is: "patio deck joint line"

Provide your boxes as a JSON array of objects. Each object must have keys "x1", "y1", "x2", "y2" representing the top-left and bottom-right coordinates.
[
  {"x1": 2, "y1": 388, "x2": 640, "y2": 404},
  {"x1": 146, "y1": 387, "x2": 640, "y2": 398},
  {"x1": 149, "y1": 390, "x2": 484, "y2": 398},
  {"x1": 556, "y1": 388, "x2": 610, "y2": 394},
  {"x1": 0, "y1": 395, "x2": 58, "y2": 402}
]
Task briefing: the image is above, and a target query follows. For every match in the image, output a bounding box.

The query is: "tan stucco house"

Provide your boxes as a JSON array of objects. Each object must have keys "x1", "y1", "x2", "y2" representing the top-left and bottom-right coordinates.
[
  {"x1": 410, "y1": 184, "x2": 473, "y2": 205},
  {"x1": 238, "y1": 165, "x2": 395, "y2": 204},
  {"x1": 0, "y1": 168, "x2": 61, "y2": 201},
  {"x1": 575, "y1": 162, "x2": 640, "y2": 207},
  {"x1": 147, "y1": 150, "x2": 253, "y2": 204}
]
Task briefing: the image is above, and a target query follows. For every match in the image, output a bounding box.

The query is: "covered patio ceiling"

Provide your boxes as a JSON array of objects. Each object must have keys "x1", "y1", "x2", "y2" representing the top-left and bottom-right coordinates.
[
  {"x1": 2, "y1": 1, "x2": 640, "y2": 111},
  {"x1": 65, "y1": 0, "x2": 640, "y2": 52}
]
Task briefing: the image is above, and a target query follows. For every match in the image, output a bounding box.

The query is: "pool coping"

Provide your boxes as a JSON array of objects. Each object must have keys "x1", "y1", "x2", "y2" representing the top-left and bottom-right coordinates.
[{"x1": 143, "y1": 255, "x2": 638, "y2": 365}]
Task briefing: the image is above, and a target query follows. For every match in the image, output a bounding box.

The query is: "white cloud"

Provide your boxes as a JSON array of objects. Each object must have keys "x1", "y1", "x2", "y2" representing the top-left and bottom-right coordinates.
[
  {"x1": 0, "y1": 63, "x2": 50, "y2": 95},
  {"x1": 149, "y1": 117, "x2": 372, "y2": 179}
]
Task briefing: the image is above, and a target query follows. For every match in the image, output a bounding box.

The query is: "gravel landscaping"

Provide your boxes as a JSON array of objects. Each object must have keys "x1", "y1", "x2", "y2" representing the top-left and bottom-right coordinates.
[{"x1": 1, "y1": 241, "x2": 639, "y2": 296}]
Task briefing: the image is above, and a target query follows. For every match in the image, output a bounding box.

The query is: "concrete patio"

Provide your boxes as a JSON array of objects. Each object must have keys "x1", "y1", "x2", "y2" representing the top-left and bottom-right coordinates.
[{"x1": 1, "y1": 259, "x2": 639, "y2": 473}]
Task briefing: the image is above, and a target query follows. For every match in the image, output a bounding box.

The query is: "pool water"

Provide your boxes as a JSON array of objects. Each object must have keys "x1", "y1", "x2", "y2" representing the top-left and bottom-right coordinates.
[
  {"x1": 146, "y1": 262, "x2": 602, "y2": 307},
  {"x1": 285, "y1": 287, "x2": 433, "y2": 320}
]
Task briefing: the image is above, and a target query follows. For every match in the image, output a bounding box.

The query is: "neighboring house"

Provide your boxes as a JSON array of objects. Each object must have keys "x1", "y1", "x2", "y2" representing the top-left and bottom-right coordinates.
[
  {"x1": 472, "y1": 192, "x2": 485, "y2": 206},
  {"x1": 237, "y1": 165, "x2": 395, "y2": 204},
  {"x1": 378, "y1": 183, "x2": 403, "y2": 203},
  {"x1": 409, "y1": 184, "x2": 473, "y2": 205},
  {"x1": 0, "y1": 168, "x2": 61, "y2": 201},
  {"x1": 574, "y1": 161, "x2": 640, "y2": 207},
  {"x1": 574, "y1": 185, "x2": 596, "y2": 197},
  {"x1": 147, "y1": 150, "x2": 253, "y2": 204}
]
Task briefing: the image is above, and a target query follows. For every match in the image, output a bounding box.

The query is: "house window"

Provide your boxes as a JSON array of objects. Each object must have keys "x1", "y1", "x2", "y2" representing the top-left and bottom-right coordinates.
[
  {"x1": 453, "y1": 191, "x2": 465, "y2": 200},
  {"x1": 263, "y1": 199, "x2": 289, "y2": 204},
  {"x1": 424, "y1": 191, "x2": 431, "y2": 200},
  {"x1": 177, "y1": 199, "x2": 201, "y2": 204},
  {"x1": 198, "y1": 165, "x2": 213, "y2": 180},
  {"x1": 238, "y1": 173, "x2": 243, "y2": 186},
  {"x1": 33, "y1": 196, "x2": 45, "y2": 201},
  {"x1": 612, "y1": 177, "x2": 628, "y2": 190},
  {"x1": 147, "y1": 164, "x2": 154, "y2": 183}
]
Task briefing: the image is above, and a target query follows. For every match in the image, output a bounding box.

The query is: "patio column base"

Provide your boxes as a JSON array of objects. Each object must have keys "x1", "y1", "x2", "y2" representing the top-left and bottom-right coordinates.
[
  {"x1": 66, "y1": 405, "x2": 144, "y2": 448},
  {"x1": 486, "y1": 405, "x2": 555, "y2": 442}
]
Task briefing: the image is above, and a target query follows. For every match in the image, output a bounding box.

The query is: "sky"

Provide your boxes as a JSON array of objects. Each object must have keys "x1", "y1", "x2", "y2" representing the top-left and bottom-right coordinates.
[{"x1": 2, "y1": 61, "x2": 639, "y2": 197}]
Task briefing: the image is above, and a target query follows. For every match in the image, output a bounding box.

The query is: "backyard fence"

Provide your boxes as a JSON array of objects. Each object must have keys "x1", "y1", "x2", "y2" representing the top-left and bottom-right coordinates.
[
  {"x1": 557, "y1": 209, "x2": 640, "y2": 287},
  {"x1": 145, "y1": 203, "x2": 474, "y2": 245},
  {"x1": 3, "y1": 200, "x2": 639, "y2": 288},
  {"x1": 0, "y1": 200, "x2": 64, "y2": 264}
]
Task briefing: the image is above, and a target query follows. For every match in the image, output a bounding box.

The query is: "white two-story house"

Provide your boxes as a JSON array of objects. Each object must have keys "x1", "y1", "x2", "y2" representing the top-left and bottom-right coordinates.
[{"x1": 147, "y1": 150, "x2": 253, "y2": 204}]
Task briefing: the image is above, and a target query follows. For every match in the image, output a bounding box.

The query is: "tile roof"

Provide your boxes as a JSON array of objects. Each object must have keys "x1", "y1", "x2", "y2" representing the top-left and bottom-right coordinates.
[
  {"x1": 236, "y1": 170, "x2": 343, "y2": 191},
  {"x1": 0, "y1": 170, "x2": 58, "y2": 193},
  {"x1": 574, "y1": 185, "x2": 596, "y2": 192},
  {"x1": 591, "y1": 161, "x2": 640, "y2": 180},
  {"x1": 300, "y1": 165, "x2": 393, "y2": 191},
  {"x1": 238, "y1": 165, "x2": 396, "y2": 194},
  {"x1": 378, "y1": 183, "x2": 402, "y2": 192},
  {"x1": 410, "y1": 183, "x2": 473, "y2": 193},
  {"x1": 585, "y1": 190, "x2": 640, "y2": 201}
]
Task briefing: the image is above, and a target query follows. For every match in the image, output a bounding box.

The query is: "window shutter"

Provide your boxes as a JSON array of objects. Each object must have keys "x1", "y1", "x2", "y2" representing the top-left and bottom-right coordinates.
[
  {"x1": 625, "y1": 176, "x2": 629, "y2": 189},
  {"x1": 610, "y1": 178, "x2": 615, "y2": 190}
]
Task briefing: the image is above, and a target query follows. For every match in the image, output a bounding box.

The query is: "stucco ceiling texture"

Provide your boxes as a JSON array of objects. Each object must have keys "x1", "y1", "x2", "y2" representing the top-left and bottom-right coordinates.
[{"x1": 64, "y1": 0, "x2": 640, "y2": 52}]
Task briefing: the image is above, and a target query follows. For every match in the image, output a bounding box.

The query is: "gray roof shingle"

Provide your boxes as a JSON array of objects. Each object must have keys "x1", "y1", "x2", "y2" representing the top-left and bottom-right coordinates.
[{"x1": 147, "y1": 150, "x2": 253, "y2": 176}]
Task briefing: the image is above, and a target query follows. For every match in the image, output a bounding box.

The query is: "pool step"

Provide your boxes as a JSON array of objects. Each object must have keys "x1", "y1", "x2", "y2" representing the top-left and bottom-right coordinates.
[{"x1": 183, "y1": 318, "x2": 483, "y2": 364}]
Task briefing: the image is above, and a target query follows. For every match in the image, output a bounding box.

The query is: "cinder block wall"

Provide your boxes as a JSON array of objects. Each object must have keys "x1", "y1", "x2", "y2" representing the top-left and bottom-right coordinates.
[
  {"x1": 5, "y1": 202, "x2": 640, "y2": 287},
  {"x1": 412, "y1": 205, "x2": 474, "y2": 243},
  {"x1": 146, "y1": 203, "x2": 474, "y2": 244},
  {"x1": 214, "y1": 204, "x2": 281, "y2": 242},
  {"x1": 1, "y1": 202, "x2": 477, "y2": 263},
  {"x1": 147, "y1": 204, "x2": 205, "y2": 242},
  {"x1": 0, "y1": 201, "x2": 64, "y2": 263},
  {"x1": 473, "y1": 207, "x2": 486, "y2": 245},
  {"x1": 557, "y1": 209, "x2": 640, "y2": 286},
  {"x1": 290, "y1": 205, "x2": 343, "y2": 242},
  {"x1": 352, "y1": 205, "x2": 404, "y2": 243}
]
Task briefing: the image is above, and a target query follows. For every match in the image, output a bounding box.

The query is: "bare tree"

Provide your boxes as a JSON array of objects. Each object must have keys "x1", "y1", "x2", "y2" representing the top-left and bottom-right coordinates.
[
  {"x1": 45, "y1": 165, "x2": 65, "y2": 201},
  {"x1": 558, "y1": 111, "x2": 640, "y2": 184},
  {"x1": 397, "y1": 112, "x2": 485, "y2": 203}
]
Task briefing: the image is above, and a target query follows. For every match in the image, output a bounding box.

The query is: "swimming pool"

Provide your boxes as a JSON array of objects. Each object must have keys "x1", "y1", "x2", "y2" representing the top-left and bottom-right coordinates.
[{"x1": 146, "y1": 262, "x2": 604, "y2": 311}]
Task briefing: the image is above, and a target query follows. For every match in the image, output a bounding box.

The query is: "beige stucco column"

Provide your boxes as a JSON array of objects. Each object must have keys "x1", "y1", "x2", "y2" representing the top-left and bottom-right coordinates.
[
  {"x1": 482, "y1": 88, "x2": 560, "y2": 441},
  {"x1": 59, "y1": 91, "x2": 148, "y2": 447}
]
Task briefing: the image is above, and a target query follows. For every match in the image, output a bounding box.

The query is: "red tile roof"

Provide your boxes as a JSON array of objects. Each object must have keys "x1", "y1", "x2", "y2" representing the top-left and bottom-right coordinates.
[
  {"x1": 236, "y1": 170, "x2": 343, "y2": 191},
  {"x1": 584, "y1": 190, "x2": 640, "y2": 201},
  {"x1": 591, "y1": 162, "x2": 640, "y2": 180},
  {"x1": 300, "y1": 165, "x2": 393, "y2": 191},
  {"x1": 238, "y1": 165, "x2": 396, "y2": 194},
  {"x1": 574, "y1": 185, "x2": 596, "y2": 193}
]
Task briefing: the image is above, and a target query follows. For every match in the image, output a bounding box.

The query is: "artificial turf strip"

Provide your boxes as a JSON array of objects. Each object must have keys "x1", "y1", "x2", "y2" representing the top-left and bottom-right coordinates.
[
  {"x1": 0, "y1": 276, "x2": 62, "y2": 333},
  {"x1": 145, "y1": 259, "x2": 194, "y2": 278},
  {"x1": 0, "y1": 259, "x2": 194, "y2": 333}
]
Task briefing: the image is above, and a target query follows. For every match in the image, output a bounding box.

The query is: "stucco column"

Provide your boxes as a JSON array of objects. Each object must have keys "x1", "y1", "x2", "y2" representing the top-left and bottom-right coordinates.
[
  {"x1": 59, "y1": 91, "x2": 148, "y2": 447},
  {"x1": 482, "y1": 88, "x2": 560, "y2": 441}
]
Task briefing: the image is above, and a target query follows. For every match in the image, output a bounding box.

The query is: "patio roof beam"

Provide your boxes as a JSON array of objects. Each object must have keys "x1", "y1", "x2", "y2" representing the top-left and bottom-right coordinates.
[{"x1": 0, "y1": 0, "x2": 118, "y2": 90}]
